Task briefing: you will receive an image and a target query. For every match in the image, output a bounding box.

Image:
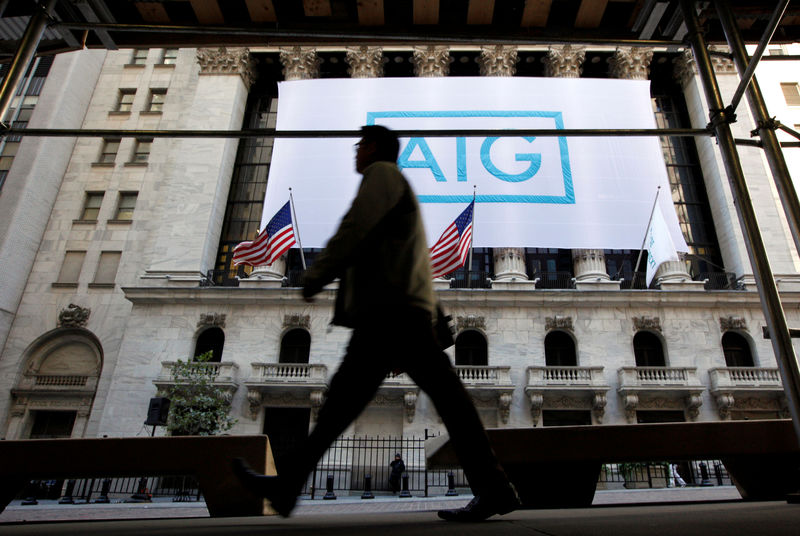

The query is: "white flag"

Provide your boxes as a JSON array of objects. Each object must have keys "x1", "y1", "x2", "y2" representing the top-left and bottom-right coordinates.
[{"x1": 646, "y1": 204, "x2": 680, "y2": 287}]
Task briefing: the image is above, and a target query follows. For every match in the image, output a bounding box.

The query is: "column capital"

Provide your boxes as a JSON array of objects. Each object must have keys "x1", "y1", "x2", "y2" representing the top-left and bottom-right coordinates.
[
  {"x1": 279, "y1": 46, "x2": 322, "y2": 81},
  {"x1": 542, "y1": 45, "x2": 586, "y2": 78},
  {"x1": 411, "y1": 45, "x2": 451, "y2": 77},
  {"x1": 608, "y1": 47, "x2": 653, "y2": 80},
  {"x1": 477, "y1": 45, "x2": 518, "y2": 76},
  {"x1": 345, "y1": 46, "x2": 384, "y2": 78},
  {"x1": 196, "y1": 47, "x2": 257, "y2": 90}
]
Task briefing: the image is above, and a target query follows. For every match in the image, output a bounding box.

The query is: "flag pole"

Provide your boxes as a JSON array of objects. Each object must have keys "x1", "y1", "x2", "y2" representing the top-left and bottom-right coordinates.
[
  {"x1": 288, "y1": 188, "x2": 306, "y2": 270},
  {"x1": 467, "y1": 186, "x2": 476, "y2": 287},
  {"x1": 633, "y1": 186, "x2": 661, "y2": 275}
]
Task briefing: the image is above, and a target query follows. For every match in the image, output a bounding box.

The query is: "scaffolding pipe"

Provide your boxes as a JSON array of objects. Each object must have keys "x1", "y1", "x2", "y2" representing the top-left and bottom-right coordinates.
[
  {"x1": 0, "y1": 127, "x2": 710, "y2": 140},
  {"x1": 680, "y1": 0, "x2": 800, "y2": 444},
  {"x1": 717, "y1": 0, "x2": 800, "y2": 258},
  {"x1": 0, "y1": 0, "x2": 57, "y2": 126},
  {"x1": 51, "y1": 21, "x2": 684, "y2": 48},
  {"x1": 726, "y1": 0, "x2": 790, "y2": 115}
]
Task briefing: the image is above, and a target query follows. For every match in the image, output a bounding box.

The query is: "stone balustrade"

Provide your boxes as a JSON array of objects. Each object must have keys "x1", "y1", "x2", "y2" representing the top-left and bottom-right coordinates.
[
  {"x1": 250, "y1": 362, "x2": 328, "y2": 383},
  {"x1": 618, "y1": 366, "x2": 701, "y2": 387},
  {"x1": 527, "y1": 366, "x2": 605, "y2": 387},
  {"x1": 156, "y1": 360, "x2": 239, "y2": 383},
  {"x1": 17, "y1": 374, "x2": 97, "y2": 391},
  {"x1": 455, "y1": 365, "x2": 512, "y2": 385},
  {"x1": 709, "y1": 367, "x2": 782, "y2": 389}
]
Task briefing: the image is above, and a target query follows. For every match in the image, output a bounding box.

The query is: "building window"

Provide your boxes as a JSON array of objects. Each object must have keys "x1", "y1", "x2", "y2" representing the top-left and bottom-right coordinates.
[
  {"x1": 455, "y1": 330, "x2": 488, "y2": 366},
  {"x1": 131, "y1": 138, "x2": 152, "y2": 163},
  {"x1": 91, "y1": 251, "x2": 121, "y2": 286},
  {"x1": 279, "y1": 329, "x2": 311, "y2": 364},
  {"x1": 114, "y1": 192, "x2": 138, "y2": 221},
  {"x1": 115, "y1": 89, "x2": 135, "y2": 112},
  {"x1": 194, "y1": 327, "x2": 224, "y2": 362},
  {"x1": 98, "y1": 139, "x2": 119, "y2": 164},
  {"x1": 544, "y1": 331, "x2": 577, "y2": 366},
  {"x1": 147, "y1": 89, "x2": 166, "y2": 112},
  {"x1": 633, "y1": 332, "x2": 666, "y2": 367},
  {"x1": 131, "y1": 49, "x2": 148, "y2": 65},
  {"x1": 80, "y1": 192, "x2": 104, "y2": 221},
  {"x1": 722, "y1": 332, "x2": 755, "y2": 367},
  {"x1": 0, "y1": 141, "x2": 19, "y2": 174},
  {"x1": 55, "y1": 250, "x2": 86, "y2": 286},
  {"x1": 161, "y1": 48, "x2": 178, "y2": 64},
  {"x1": 781, "y1": 83, "x2": 800, "y2": 106}
]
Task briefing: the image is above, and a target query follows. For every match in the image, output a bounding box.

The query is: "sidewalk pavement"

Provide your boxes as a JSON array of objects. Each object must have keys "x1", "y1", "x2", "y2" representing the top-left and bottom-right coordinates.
[{"x1": 0, "y1": 485, "x2": 743, "y2": 523}]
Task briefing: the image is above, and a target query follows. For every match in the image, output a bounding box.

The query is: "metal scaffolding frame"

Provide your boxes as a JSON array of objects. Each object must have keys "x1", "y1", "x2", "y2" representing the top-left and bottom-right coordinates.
[{"x1": 2, "y1": 0, "x2": 800, "y2": 442}]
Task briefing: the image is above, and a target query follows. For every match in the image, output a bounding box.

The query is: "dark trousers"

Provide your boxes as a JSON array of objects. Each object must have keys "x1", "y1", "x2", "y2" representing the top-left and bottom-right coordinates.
[{"x1": 280, "y1": 306, "x2": 510, "y2": 496}]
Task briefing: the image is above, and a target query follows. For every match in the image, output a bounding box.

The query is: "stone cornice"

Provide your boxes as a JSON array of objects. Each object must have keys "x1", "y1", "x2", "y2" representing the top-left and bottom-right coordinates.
[
  {"x1": 196, "y1": 47, "x2": 256, "y2": 89},
  {"x1": 121, "y1": 286, "x2": 776, "y2": 310}
]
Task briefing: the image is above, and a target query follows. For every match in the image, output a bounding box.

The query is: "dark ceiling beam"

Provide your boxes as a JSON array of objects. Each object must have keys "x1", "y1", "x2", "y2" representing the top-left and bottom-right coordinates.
[
  {"x1": 413, "y1": 0, "x2": 439, "y2": 25},
  {"x1": 521, "y1": 0, "x2": 551, "y2": 27}
]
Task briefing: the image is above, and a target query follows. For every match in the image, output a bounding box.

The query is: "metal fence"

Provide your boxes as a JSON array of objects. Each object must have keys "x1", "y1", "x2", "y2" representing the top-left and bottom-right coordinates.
[
  {"x1": 17, "y1": 475, "x2": 202, "y2": 503},
  {"x1": 448, "y1": 270, "x2": 492, "y2": 289},
  {"x1": 533, "y1": 271, "x2": 574, "y2": 289},
  {"x1": 301, "y1": 434, "x2": 467, "y2": 498},
  {"x1": 599, "y1": 460, "x2": 732, "y2": 489}
]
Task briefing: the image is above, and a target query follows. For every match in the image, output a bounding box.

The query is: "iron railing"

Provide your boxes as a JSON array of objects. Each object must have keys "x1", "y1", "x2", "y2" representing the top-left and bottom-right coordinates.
[
  {"x1": 534, "y1": 271, "x2": 574, "y2": 289},
  {"x1": 448, "y1": 270, "x2": 492, "y2": 289},
  {"x1": 599, "y1": 460, "x2": 732, "y2": 489},
  {"x1": 695, "y1": 272, "x2": 740, "y2": 290},
  {"x1": 616, "y1": 272, "x2": 648, "y2": 289},
  {"x1": 17, "y1": 475, "x2": 202, "y2": 503}
]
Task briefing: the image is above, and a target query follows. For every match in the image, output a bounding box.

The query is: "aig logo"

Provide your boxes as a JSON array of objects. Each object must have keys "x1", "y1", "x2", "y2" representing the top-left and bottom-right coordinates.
[{"x1": 367, "y1": 110, "x2": 574, "y2": 205}]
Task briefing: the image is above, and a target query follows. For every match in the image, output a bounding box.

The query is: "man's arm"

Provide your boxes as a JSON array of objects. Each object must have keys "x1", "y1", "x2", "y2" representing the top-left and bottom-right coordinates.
[{"x1": 302, "y1": 164, "x2": 403, "y2": 298}]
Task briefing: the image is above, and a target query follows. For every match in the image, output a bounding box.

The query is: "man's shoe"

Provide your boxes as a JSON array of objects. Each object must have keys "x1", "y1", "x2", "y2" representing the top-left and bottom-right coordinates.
[
  {"x1": 437, "y1": 489, "x2": 520, "y2": 522},
  {"x1": 231, "y1": 458, "x2": 297, "y2": 517}
]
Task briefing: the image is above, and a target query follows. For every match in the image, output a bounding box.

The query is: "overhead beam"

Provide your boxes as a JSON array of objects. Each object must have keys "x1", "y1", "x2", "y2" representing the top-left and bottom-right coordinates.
[
  {"x1": 521, "y1": 0, "x2": 551, "y2": 27},
  {"x1": 575, "y1": 0, "x2": 607, "y2": 29},
  {"x1": 357, "y1": 0, "x2": 384, "y2": 26},
  {"x1": 413, "y1": 0, "x2": 439, "y2": 25},
  {"x1": 190, "y1": 0, "x2": 225, "y2": 25},
  {"x1": 467, "y1": 0, "x2": 494, "y2": 25},
  {"x1": 136, "y1": 2, "x2": 170, "y2": 23},
  {"x1": 303, "y1": 0, "x2": 332, "y2": 17},
  {"x1": 245, "y1": 0, "x2": 277, "y2": 23}
]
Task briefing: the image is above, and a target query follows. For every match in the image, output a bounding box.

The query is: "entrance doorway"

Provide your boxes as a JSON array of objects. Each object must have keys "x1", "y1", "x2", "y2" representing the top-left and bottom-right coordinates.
[
  {"x1": 29, "y1": 410, "x2": 76, "y2": 438},
  {"x1": 262, "y1": 407, "x2": 311, "y2": 473}
]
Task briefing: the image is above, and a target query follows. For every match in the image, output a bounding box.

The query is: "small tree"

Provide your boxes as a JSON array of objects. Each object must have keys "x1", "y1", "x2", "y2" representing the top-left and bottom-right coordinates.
[{"x1": 165, "y1": 351, "x2": 236, "y2": 436}]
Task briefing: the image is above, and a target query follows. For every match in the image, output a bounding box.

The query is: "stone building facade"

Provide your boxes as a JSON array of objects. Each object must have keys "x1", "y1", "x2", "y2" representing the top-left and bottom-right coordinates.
[{"x1": 1, "y1": 44, "x2": 798, "y2": 454}]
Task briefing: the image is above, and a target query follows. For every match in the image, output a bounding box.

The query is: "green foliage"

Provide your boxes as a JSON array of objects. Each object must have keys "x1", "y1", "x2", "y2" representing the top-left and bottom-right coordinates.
[{"x1": 164, "y1": 351, "x2": 236, "y2": 436}]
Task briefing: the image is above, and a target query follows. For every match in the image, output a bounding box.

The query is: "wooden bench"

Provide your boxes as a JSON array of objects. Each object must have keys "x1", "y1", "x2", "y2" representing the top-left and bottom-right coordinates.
[
  {"x1": 0, "y1": 435, "x2": 276, "y2": 517},
  {"x1": 426, "y1": 420, "x2": 800, "y2": 508}
]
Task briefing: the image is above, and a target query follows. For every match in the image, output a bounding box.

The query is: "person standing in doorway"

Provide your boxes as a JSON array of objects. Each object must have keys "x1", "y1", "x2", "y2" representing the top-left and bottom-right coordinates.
[{"x1": 234, "y1": 125, "x2": 519, "y2": 522}]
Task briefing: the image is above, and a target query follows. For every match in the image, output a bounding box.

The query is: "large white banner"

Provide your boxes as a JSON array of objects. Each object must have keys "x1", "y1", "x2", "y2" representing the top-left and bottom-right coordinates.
[{"x1": 262, "y1": 77, "x2": 688, "y2": 251}]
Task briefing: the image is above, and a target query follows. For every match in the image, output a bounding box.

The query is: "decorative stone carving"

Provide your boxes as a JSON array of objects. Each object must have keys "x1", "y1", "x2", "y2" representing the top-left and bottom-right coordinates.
[
  {"x1": 545, "y1": 316, "x2": 574, "y2": 333},
  {"x1": 310, "y1": 389, "x2": 325, "y2": 421},
  {"x1": 709, "y1": 44, "x2": 736, "y2": 74},
  {"x1": 283, "y1": 314, "x2": 311, "y2": 330},
  {"x1": 493, "y1": 248, "x2": 528, "y2": 281},
  {"x1": 592, "y1": 393, "x2": 607, "y2": 424},
  {"x1": 411, "y1": 46, "x2": 450, "y2": 77},
  {"x1": 457, "y1": 315, "x2": 486, "y2": 331},
  {"x1": 686, "y1": 393, "x2": 703, "y2": 421},
  {"x1": 58, "y1": 304, "x2": 90, "y2": 328},
  {"x1": 404, "y1": 391, "x2": 417, "y2": 423},
  {"x1": 246, "y1": 390, "x2": 262, "y2": 420},
  {"x1": 528, "y1": 392, "x2": 543, "y2": 425},
  {"x1": 498, "y1": 392, "x2": 512, "y2": 424},
  {"x1": 543, "y1": 45, "x2": 585, "y2": 78},
  {"x1": 477, "y1": 45, "x2": 518, "y2": 76},
  {"x1": 548, "y1": 396, "x2": 586, "y2": 409},
  {"x1": 196, "y1": 47, "x2": 257, "y2": 89},
  {"x1": 623, "y1": 393, "x2": 639, "y2": 423},
  {"x1": 720, "y1": 316, "x2": 747, "y2": 331},
  {"x1": 197, "y1": 313, "x2": 226, "y2": 329},
  {"x1": 633, "y1": 316, "x2": 661, "y2": 332},
  {"x1": 714, "y1": 392, "x2": 735, "y2": 420},
  {"x1": 608, "y1": 47, "x2": 653, "y2": 81},
  {"x1": 345, "y1": 46, "x2": 384, "y2": 78},
  {"x1": 673, "y1": 50, "x2": 697, "y2": 89},
  {"x1": 279, "y1": 46, "x2": 322, "y2": 81},
  {"x1": 638, "y1": 397, "x2": 682, "y2": 409}
]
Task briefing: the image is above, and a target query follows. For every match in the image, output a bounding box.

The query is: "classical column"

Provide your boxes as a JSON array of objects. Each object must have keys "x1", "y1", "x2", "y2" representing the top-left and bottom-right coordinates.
[
  {"x1": 611, "y1": 47, "x2": 697, "y2": 290},
  {"x1": 345, "y1": 46, "x2": 384, "y2": 78},
  {"x1": 475, "y1": 46, "x2": 530, "y2": 284},
  {"x1": 144, "y1": 47, "x2": 255, "y2": 286},
  {"x1": 542, "y1": 46, "x2": 613, "y2": 287},
  {"x1": 411, "y1": 46, "x2": 450, "y2": 77},
  {"x1": 245, "y1": 47, "x2": 321, "y2": 284}
]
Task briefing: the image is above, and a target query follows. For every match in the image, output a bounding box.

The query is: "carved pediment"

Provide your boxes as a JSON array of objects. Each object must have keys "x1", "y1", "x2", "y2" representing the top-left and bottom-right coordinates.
[
  {"x1": 457, "y1": 315, "x2": 485, "y2": 331},
  {"x1": 198, "y1": 313, "x2": 226, "y2": 329},
  {"x1": 720, "y1": 316, "x2": 747, "y2": 331},
  {"x1": 633, "y1": 316, "x2": 661, "y2": 332},
  {"x1": 283, "y1": 314, "x2": 311, "y2": 330},
  {"x1": 546, "y1": 316, "x2": 574, "y2": 332}
]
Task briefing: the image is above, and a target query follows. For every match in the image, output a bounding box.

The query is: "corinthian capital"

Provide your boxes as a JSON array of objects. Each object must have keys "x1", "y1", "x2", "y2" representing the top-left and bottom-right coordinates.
[
  {"x1": 196, "y1": 47, "x2": 257, "y2": 89},
  {"x1": 345, "y1": 46, "x2": 384, "y2": 78},
  {"x1": 609, "y1": 47, "x2": 653, "y2": 80},
  {"x1": 478, "y1": 45, "x2": 518, "y2": 76},
  {"x1": 279, "y1": 46, "x2": 322, "y2": 81},
  {"x1": 543, "y1": 45, "x2": 586, "y2": 78},
  {"x1": 411, "y1": 46, "x2": 451, "y2": 77}
]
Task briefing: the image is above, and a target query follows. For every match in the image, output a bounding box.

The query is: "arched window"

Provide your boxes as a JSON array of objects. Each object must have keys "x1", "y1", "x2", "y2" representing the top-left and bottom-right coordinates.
[
  {"x1": 722, "y1": 332, "x2": 754, "y2": 367},
  {"x1": 544, "y1": 331, "x2": 577, "y2": 366},
  {"x1": 455, "y1": 330, "x2": 487, "y2": 366},
  {"x1": 633, "y1": 332, "x2": 665, "y2": 366},
  {"x1": 195, "y1": 327, "x2": 224, "y2": 362},
  {"x1": 279, "y1": 329, "x2": 311, "y2": 364}
]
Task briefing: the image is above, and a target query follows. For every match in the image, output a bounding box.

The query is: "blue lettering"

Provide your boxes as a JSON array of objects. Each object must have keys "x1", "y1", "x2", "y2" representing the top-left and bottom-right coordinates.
[
  {"x1": 480, "y1": 137, "x2": 541, "y2": 182},
  {"x1": 397, "y1": 137, "x2": 446, "y2": 182}
]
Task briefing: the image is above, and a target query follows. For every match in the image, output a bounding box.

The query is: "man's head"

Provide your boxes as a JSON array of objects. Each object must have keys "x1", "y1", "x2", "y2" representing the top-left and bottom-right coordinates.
[{"x1": 356, "y1": 125, "x2": 400, "y2": 173}]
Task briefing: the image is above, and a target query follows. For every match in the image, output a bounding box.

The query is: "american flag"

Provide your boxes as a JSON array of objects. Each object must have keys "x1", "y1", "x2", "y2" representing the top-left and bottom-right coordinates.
[
  {"x1": 430, "y1": 201, "x2": 474, "y2": 279},
  {"x1": 233, "y1": 201, "x2": 296, "y2": 266}
]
